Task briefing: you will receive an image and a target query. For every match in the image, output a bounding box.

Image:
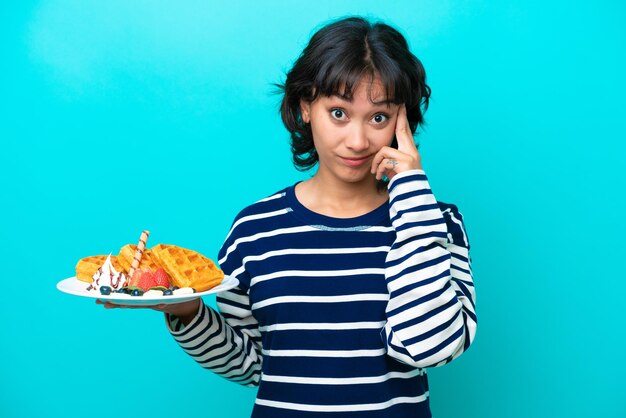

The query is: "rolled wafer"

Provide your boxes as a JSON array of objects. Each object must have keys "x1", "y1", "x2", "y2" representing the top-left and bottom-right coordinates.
[
  {"x1": 127, "y1": 230, "x2": 150, "y2": 282},
  {"x1": 117, "y1": 245, "x2": 159, "y2": 273}
]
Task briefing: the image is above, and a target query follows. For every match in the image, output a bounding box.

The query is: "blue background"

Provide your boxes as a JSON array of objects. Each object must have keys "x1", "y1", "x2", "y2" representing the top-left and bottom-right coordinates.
[{"x1": 1, "y1": 1, "x2": 624, "y2": 417}]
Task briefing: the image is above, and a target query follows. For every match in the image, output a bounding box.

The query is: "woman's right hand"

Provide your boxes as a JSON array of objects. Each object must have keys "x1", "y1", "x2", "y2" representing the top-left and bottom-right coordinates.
[{"x1": 96, "y1": 298, "x2": 202, "y2": 326}]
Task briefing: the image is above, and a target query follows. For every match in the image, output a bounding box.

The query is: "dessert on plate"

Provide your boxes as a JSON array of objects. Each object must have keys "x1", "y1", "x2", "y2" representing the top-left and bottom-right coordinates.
[{"x1": 75, "y1": 230, "x2": 224, "y2": 298}]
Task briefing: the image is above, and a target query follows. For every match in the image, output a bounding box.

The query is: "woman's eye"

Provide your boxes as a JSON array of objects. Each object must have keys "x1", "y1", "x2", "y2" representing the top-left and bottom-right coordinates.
[
  {"x1": 330, "y1": 109, "x2": 346, "y2": 120},
  {"x1": 372, "y1": 114, "x2": 389, "y2": 124}
]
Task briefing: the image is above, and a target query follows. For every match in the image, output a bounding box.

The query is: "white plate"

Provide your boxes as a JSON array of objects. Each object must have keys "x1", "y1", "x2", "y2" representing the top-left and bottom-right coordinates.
[{"x1": 56, "y1": 275, "x2": 239, "y2": 306}]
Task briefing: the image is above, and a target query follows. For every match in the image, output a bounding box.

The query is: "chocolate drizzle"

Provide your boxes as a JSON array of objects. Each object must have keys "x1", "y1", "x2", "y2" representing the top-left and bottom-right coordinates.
[{"x1": 111, "y1": 273, "x2": 124, "y2": 289}]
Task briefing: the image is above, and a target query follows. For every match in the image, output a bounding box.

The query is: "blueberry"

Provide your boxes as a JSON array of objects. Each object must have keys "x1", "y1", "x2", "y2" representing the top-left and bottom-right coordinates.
[
  {"x1": 100, "y1": 286, "x2": 112, "y2": 295},
  {"x1": 131, "y1": 289, "x2": 144, "y2": 297},
  {"x1": 163, "y1": 289, "x2": 173, "y2": 296}
]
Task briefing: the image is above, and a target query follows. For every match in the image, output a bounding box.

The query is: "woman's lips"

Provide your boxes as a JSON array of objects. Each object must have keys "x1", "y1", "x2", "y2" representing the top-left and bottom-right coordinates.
[{"x1": 340, "y1": 155, "x2": 372, "y2": 167}]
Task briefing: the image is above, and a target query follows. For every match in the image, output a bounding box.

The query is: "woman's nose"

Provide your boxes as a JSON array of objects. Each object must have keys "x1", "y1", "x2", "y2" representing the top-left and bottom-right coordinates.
[{"x1": 345, "y1": 125, "x2": 369, "y2": 152}]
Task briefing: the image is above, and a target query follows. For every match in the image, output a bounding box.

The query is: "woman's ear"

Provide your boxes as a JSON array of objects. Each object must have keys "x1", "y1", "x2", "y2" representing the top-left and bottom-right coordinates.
[{"x1": 299, "y1": 99, "x2": 311, "y2": 124}]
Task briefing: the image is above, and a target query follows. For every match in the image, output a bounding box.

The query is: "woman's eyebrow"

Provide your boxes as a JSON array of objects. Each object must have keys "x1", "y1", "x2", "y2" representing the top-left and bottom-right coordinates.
[
  {"x1": 329, "y1": 94, "x2": 351, "y2": 102},
  {"x1": 371, "y1": 99, "x2": 396, "y2": 107},
  {"x1": 328, "y1": 94, "x2": 396, "y2": 107}
]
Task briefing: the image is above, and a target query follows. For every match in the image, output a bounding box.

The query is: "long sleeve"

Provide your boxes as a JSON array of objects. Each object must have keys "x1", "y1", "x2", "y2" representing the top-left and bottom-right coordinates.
[
  {"x1": 164, "y1": 226, "x2": 263, "y2": 387},
  {"x1": 165, "y1": 287, "x2": 263, "y2": 387},
  {"x1": 381, "y1": 169, "x2": 477, "y2": 368}
]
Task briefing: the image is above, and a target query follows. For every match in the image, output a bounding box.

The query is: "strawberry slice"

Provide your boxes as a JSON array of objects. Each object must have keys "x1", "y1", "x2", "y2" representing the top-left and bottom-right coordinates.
[
  {"x1": 154, "y1": 268, "x2": 170, "y2": 288},
  {"x1": 128, "y1": 269, "x2": 144, "y2": 288},
  {"x1": 137, "y1": 269, "x2": 157, "y2": 291}
]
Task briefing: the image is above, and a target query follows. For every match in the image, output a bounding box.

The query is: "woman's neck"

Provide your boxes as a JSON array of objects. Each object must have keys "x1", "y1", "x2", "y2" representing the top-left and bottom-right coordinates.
[{"x1": 294, "y1": 172, "x2": 388, "y2": 219}]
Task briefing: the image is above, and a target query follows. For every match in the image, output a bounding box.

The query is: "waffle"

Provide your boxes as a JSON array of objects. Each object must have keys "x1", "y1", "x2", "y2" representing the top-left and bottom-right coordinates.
[
  {"x1": 150, "y1": 244, "x2": 224, "y2": 292},
  {"x1": 75, "y1": 255, "x2": 124, "y2": 283},
  {"x1": 116, "y1": 244, "x2": 160, "y2": 273}
]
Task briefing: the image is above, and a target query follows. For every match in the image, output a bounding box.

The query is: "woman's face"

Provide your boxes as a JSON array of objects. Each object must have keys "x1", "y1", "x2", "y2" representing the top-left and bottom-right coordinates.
[{"x1": 300, "y1": 78, "x2": 400, "y2": 186}]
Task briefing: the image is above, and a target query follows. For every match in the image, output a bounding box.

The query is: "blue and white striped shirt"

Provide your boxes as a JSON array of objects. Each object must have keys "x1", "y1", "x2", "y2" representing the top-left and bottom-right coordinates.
[{"x1": 166, "y1": 169, "x2": 477, "y2": 417}]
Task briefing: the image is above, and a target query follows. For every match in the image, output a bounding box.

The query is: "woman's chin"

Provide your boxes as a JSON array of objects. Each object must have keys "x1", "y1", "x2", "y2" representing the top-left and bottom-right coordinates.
[{"x1": 338, "y1": 168, "x2": 378, "y2": 185}]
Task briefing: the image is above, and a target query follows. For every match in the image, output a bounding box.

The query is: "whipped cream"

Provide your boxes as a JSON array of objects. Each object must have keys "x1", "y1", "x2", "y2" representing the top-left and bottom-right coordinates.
[{"x1": 87, "y1": 254, "x2": 127, "y2": 292}]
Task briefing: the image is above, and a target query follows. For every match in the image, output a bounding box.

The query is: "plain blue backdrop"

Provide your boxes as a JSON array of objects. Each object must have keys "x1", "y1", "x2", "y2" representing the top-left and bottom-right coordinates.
[{"x1": 1, "y1": 1, "x2": 624, "y2": 417}]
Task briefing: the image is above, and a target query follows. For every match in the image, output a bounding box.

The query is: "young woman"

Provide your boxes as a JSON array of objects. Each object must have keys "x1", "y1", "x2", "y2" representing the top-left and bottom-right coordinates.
[{"x1": 101, "y1": 16, "x2": 477, "y2": 418}]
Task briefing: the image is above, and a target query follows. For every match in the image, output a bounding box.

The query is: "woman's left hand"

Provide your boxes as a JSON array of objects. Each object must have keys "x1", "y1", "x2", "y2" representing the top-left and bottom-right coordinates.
[{"x1": 371, "y1": 104, "x2": 423, "y2": 181}]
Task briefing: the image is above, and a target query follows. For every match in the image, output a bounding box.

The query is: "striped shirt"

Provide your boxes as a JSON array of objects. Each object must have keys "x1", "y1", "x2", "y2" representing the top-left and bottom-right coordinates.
[{"x1": 166, "y1": 169, "x2": 477, "y2": 417}]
